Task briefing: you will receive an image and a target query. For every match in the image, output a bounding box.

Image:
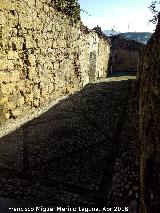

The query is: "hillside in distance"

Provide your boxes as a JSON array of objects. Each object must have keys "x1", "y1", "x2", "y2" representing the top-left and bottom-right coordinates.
[
  {"x1": 118, "y1": 32, "x2": 152, "y2": 44},
  {"x1": 103, "y1": 30, "x2": 152, "y2": 44},
  {"x1": 103, "y1": 29, "x2": 119, "y2": 36}
]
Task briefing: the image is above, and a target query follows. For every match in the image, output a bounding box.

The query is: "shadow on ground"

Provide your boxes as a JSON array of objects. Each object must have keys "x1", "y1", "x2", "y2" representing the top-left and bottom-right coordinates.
[
  {"x1": 108, "y1": 70, "x2": 137, "y2": 77},
  {"x1": 0, "y1": 76, "x2": 139, "y2": 212}
]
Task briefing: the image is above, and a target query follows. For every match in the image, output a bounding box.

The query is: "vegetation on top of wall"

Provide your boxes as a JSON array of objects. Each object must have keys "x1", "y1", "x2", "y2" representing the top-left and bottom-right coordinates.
[
  {"x1": 149, "y1": 1, "x2": 160, "y2": 24},
  {"x1": 92, "y1": 25, "x2": 111, "y2": 44},
  {"x1": 80, "y1": 22, "x2": 91, "y2": 34},
  {"x1": 51, "y1": 0, "x2": 80, "y2": 21}
]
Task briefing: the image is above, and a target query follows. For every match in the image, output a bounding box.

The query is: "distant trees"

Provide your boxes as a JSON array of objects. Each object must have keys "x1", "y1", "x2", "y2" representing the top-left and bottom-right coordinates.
[{"x1": 149, "y1": 1, "x2": 160, "y2": 24}]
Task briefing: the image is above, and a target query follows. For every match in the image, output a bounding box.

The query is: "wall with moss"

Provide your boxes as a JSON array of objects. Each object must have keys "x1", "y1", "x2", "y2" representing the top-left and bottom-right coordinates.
[{"x1": 0, "y1": 0, "x2": 110, "y2": 133}]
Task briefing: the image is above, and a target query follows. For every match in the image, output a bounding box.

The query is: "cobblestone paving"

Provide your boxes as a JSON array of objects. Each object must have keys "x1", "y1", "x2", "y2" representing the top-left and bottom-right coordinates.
[{"x1": 0, "y1": 73, "x2": 139, "y2": 212}]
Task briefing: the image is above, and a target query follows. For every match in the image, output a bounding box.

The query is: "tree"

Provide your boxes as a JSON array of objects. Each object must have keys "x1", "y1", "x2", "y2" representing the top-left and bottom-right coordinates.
[{"x1": 149, "y1": 1, "x2": 160, "y2": 24}]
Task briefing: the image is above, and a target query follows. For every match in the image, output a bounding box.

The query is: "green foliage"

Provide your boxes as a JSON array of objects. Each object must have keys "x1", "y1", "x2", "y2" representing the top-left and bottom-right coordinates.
[
  {"x1": 92, "y1": 25, "x2": 103, "y2": 35},
  {"x1": 149, "y1": 1, "x2": 160, "y2": 24},
  {"x1": 51, "y1": 0, "x2": 80, "y2": 21},
  {"x1": 92, "y1": 25, "x2": 110, "y2": 43}
]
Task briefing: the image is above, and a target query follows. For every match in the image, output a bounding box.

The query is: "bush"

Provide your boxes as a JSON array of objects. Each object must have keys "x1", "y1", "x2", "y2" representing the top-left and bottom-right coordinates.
[{"x1": 51, "y1": 0, "x2": 80, "y2": 21}]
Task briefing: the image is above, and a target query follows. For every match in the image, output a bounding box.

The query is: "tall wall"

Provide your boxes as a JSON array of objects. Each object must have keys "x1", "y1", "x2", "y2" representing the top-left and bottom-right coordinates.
[
  {"x1": 0, "y1": 0, "x2": 110, "y2": 133},
  {"x1": 138, "y1": 14, "x2": 160, "y2": 213}
]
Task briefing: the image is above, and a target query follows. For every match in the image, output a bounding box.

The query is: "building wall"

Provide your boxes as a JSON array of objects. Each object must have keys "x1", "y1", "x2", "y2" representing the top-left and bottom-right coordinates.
[
  {"x1": 109, "y1": 36, "x2": 143, "y2": 73},
  {"x1": 110, "y1": 49, "x2": 139, "y2": 72},
  {"x1": 0, "y1": 0, "x2": 110, "y2": 130}
]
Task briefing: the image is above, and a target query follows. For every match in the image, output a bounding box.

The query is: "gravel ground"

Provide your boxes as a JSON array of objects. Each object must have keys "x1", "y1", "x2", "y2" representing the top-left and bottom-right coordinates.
[{"x1": 0, "y1": 73, "x2": 139, "y2": 212}]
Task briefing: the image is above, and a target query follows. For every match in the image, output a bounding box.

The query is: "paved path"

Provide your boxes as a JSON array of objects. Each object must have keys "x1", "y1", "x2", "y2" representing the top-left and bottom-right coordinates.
[{"x1": 0, "y1": 73, "x2": 139, "y2": 212}]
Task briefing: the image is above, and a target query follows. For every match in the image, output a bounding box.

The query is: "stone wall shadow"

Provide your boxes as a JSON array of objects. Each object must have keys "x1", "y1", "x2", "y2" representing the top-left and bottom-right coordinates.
[
  {"x1": 0, "y1": 78, "x2": 135, "y2": 173},
  {"x1": 0, "y1": 78, "x2": 136, "y2": 206}
]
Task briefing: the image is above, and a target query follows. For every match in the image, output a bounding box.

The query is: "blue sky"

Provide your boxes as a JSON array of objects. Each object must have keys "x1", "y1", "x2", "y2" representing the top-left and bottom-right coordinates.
[{"x1": 79, "y1": 0, "x2": 156, "y2": 32}]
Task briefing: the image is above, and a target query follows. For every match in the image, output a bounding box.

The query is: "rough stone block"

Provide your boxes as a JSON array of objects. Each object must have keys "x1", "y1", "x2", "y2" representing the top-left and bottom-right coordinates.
[
  {"x1": 25, "y1": 36, "x2": 34, "y2": 48},
  {"x1": 4, "y1": 113, "x2": 10, "y2": 119},
  {"x1": 9, "y1": 37, "x2": 24, "y2": 50},
  {"x1": 8, "y1": 50, "x2": 18, "y2": 59},
  {"x1": 33, "y1": 99, "x2": 40, "y2": 107},
  {"x1": 0, "y1": 97, "x2": 8, "y2": 105},
  {"x1": 0, "y1": 51, "x2": 7, "y2": 60},
  {"x1": 41, "y1": 86, "x2": 49, "y2": 98},
  {"x1": 7, "y1": 60, "x2": 15, "y2": 70},
  {"x1": 19, "y1": 12, "x2": 33, "y2": 29},
  {"x1": 33, "y1": 85, "x2": 41, "y2": 99},
  {"x1": 9, "y1": 70, "x2": 20, "y2": 82},
  {"x1": 0, "y1": 0, "x2": 16, "y2": 10},
  {"x1": 53, "y1": 62, "x2": 59, "y2": 69},
  {"x1": 0, "y1": 60, "x2": 8, "y2": 70},
  {"x1": 0, "y1": 71, "x2": 10, "y2": 83},
  {"x1": 12, "y1": 109, "x2": 21, "y2": 117},
  {"x1": 43, "y1": 4, "x2": 49, "y2": 13},
  {"x1": 6, "y1": 101, "x2": 16, "y2": 111},
  {"x1": 48, "y1": 82, "x2": 55, "y2": 93},
  {"x1": 17, "y1": 97, "x2": 25, "y2": 107},
  {"x1": 0, "y1": 11, "x2": 7, "y2": 25},
  {"x1": 28, "y1": 54, "x2": 36, "y2": 66},
  {"x1": 7, "y1": 12, "x2": 19, "y2": 27},
  {"x1": 35, "y1": 0, "x2": 43, "y2": 11},
  {"x1": 28, "y1": 67, "x2": 36, "y2": 80},
  {"x1": 16, "y1": 81, "x2": 25, "y2": 91},
  {"x1": 1, "y1": 83, "x2": 16, "y2": 95},
  {"x1": 24, "y1": 93, "x2": 34, "y2": 104},
  {"x1": 27, "y1": 0, "x2": 36, "y2": 7}
]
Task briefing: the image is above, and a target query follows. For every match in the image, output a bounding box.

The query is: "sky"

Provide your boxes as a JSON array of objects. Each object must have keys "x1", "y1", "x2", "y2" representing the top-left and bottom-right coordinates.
[{"x1": 79, "y1": 0, "x2": 156, "y2": 33}]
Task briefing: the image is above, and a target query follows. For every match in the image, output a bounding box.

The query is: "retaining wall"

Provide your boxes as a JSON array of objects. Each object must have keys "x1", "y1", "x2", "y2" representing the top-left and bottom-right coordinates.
[
  {"x1": 0, "y1": 0, "x2": 110, "y2": 134},
  {"x1": 138, "y1": 14, "x2": 160, "y2": 213}
]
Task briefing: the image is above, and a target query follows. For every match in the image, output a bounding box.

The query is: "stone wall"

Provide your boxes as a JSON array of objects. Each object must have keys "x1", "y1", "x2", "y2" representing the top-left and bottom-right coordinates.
[
  {"x1": 110, "y1": 49, "x2": 139, "y2": 72},
  {"x1": 138, "y1": 14, "x2": 160, "y2": 213},
  {"x1": 109, "y1": 35, "x2": 143, "y2": 72},
  {"x1": 0, "y1": 0, "x2": 110, "y2": 134}
]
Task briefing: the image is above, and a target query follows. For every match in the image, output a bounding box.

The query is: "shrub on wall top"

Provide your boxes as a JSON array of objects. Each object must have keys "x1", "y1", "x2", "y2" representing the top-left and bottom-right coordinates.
[{"x1": 51, "y1": 0, "x2": 80, "y2": 21}]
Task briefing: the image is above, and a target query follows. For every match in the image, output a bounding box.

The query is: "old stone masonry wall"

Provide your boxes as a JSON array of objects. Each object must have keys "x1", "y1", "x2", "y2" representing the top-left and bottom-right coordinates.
[
  {"x1": 0, "y1": 0, "x2": 110, "y2": 132},
  {"x1": 138, "y1": 14, "x2": 160, "y2": 213}
]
